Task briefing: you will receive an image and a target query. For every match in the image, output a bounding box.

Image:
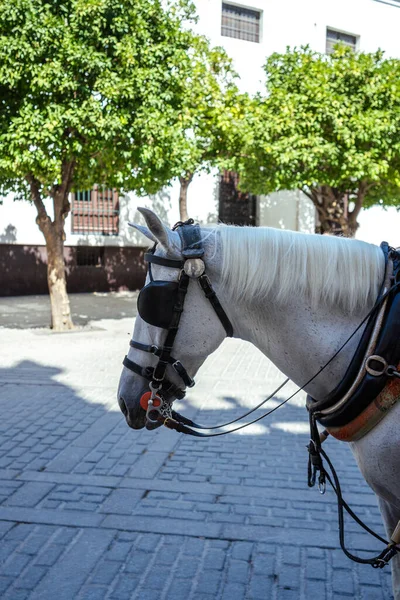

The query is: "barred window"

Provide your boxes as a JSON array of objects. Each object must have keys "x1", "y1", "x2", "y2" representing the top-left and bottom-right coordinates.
[
  {"x1": 76, "y1": 246, "x2": 104, "y2": 267},
  {"x1": 221, "y1": 3, "x2": 261, "y2": 43},
  {"x1": 71, "y1": 186, "x2": 119, "y2": 235},
  {"x1": 326, "y1": 28, "x2": 357, "y2": 54}
]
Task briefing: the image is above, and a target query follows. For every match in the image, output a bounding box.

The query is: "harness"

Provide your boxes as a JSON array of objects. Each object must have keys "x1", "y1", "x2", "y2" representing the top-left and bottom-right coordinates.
[
  {"x1": 123, "y1": 219, "x2": 233, "y2": 425},
  {"x1": 122, "y1": 220, "x2": 400, "y2": 569},
  {"x1": 307, "y1": 242, "x2": 400, "y2": 441}
]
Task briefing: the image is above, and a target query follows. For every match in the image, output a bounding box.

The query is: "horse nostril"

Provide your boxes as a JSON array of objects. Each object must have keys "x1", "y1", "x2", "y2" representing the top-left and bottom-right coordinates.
[{"x1": 118, "y1": 397, "x2": 128, "y2": 417}]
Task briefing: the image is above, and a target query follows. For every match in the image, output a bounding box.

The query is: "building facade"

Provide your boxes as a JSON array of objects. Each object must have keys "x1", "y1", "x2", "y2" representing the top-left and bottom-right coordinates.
[{"x1": 1, "y1": 0, "x2": 399, "y2": 294}]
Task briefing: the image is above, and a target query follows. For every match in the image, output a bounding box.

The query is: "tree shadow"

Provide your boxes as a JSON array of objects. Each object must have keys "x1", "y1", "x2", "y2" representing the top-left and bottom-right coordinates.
[{"x1": 0, "y1": 224, "x2": 17, "y2": 243}]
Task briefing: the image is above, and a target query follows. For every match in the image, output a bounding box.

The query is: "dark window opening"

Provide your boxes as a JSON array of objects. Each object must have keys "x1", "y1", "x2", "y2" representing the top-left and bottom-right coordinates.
[
  {"x1": 218, "y1": 170, "x2": 257, "y2": 226},
  {"x1": 76, "y1": 246, "x2": 105, "y2": 267},
  {"x1": 221, "y1": 3, "x2": 261, "y2": 43},
  {"x1": 71, "y1": 186, "x2": 119, "y2": 235}
]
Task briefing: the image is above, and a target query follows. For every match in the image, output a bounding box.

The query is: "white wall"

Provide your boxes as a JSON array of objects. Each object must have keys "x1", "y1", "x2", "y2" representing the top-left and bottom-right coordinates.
[
  {"x1": 258, "y1": 191, "x2": 315, "y2": 232},
  {"x1": 356, "y1": 206, "x2": 400, "y2": 246},
  {"x1": 195, "y1": 0, "x2": 400, "y2": 96}
]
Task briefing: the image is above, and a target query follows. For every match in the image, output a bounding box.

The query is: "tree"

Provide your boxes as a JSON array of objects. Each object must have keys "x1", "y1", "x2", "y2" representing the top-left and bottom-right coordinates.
[
  {"x1": 0, "y1": 0, "x2": 200, "y2": 329},
  {"x1": 231, "y1": 46, "x2": 400, "y2": 236},
  {"x1": 171, "y1": 38, "x2": 243, "y2": 220}
]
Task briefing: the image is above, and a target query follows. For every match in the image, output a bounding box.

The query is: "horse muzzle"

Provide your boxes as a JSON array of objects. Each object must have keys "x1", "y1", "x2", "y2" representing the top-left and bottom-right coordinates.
[{"x1": 118, "y1": 395, "x2": 147, "y2": 430}]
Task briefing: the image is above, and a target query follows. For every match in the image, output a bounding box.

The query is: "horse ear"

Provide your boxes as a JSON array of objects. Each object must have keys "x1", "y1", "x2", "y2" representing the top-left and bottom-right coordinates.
[
  {"x1": 137, "y1": 207, "x2": 174, "y2": 250},
  {"x1": 128, "y1": 222, "x2": 157, "y2": 243}
]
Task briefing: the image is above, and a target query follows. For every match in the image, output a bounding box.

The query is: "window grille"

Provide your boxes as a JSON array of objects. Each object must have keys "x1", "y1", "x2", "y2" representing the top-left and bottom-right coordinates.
[
  {"x1": 221, "y1": 3, "x2": 261, "y2": 43},
  {"x1": 71, "y1": 186, "x2": 119, "y2": 235},
  {"x1": 76, "y1": 246, "x2": 104, "y2": 267},
  {"x1": 326, "y1": 28, "x2": 357, "y2": 54}
]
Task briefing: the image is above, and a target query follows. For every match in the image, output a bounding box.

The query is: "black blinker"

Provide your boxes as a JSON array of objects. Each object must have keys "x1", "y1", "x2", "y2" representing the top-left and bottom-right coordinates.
[{"x1": 137, "y1": 281, "x2": 180, "y2": 329}]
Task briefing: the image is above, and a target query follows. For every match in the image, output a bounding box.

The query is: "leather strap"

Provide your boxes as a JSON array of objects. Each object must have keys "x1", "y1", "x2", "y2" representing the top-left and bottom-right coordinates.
[
  {"x1": 129, "y1": 340, "x2": 195, "y2": 387},
  {"x1": 308, "y1": 250, "x2": 400, "y2": 428},
  {"x1": 144, "y1": 253, "x2": 184, "y2": 269},
  {"x1": 153, "y1": 271, "x2": 190, "y2": 383},
  {"x1": 123, "y1": 355, "x2": 186, "y2": 400},
  {"x1": 306, "y1": 242, "x2": 392, "y2": 411},
  {"x1": 198, "y1": 274, "x2": 233, "y2": 337}
]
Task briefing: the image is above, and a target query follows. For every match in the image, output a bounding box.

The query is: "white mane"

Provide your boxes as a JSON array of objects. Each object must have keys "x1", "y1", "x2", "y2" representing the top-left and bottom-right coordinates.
[{"x1": 219, "y1": 226, "x2": 385, "y2": 314}]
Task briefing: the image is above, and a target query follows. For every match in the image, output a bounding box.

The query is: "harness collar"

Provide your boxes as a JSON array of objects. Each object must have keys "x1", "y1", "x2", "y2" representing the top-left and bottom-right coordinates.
[{"x1": 307, "y1": 243, "x2": 400, "y2": 441}]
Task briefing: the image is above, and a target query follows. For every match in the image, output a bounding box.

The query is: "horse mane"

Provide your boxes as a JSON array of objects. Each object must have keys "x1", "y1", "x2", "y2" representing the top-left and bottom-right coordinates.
[{"x1": 218, "y1": 226, "x2": 385, "y2": 314}]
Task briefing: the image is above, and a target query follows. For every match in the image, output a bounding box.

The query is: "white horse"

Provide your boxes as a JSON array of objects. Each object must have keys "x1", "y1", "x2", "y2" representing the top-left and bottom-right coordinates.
[{"x1": 118, "y1": 208, "x2": 400, "y2": 598}]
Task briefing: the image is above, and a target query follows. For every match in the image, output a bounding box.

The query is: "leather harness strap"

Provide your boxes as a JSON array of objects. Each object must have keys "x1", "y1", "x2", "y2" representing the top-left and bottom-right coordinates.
[
  {"x1": 144, "y1": 253, "x2": 184, "y2": 269},
  {"x1": 129, "y1": 340, "x2": 195, "y2": 388},
  {"x1": 307, "y1": 245, "x2": 400, "y2": 437},
  {"x1": 123, "y1": 220, "x2": 233, "y2": 404},
  {"x1": 198, "y1": 274, "x2": 234, "y2": 338}
]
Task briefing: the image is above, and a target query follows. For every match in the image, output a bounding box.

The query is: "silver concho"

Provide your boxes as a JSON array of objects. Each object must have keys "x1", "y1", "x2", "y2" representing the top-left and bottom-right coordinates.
[{"x1": 183, "y1": 258, "x2": 205, "y2": 279}]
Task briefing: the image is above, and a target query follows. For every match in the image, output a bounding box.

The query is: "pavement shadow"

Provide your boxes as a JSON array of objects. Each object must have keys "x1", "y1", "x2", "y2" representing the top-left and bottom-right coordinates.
[{"x1": 0, "y1": 359, "x2": 394, "y2": 600}]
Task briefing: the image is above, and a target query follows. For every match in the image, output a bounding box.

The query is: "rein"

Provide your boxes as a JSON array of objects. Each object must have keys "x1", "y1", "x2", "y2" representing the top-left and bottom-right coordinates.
[{"x1": 123, "y1": 219, "x2": 400, "y2": 569}]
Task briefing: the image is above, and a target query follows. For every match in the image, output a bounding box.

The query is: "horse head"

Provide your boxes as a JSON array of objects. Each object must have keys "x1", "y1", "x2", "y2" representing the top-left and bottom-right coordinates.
[{"x1": 117, "y1": 208, "x2": 231, "y2": 430}]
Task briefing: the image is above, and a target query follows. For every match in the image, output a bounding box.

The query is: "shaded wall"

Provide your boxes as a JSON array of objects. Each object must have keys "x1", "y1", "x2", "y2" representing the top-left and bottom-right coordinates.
[{"x1": 0, "y1": 244, "x2": 147, "y2": 296}]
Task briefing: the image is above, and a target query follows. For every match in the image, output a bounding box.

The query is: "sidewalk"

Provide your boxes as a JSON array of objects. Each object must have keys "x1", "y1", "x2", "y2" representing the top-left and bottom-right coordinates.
[
  {"x1": 0, "y1": 312, "x2": 393, "y2": 599},
  {"x1": 0, "y1": 292, "x2": 139, "y2": 329}
]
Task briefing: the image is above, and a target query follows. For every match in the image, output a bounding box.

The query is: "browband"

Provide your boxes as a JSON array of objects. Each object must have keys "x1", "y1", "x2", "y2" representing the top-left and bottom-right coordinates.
[{"x1": 144, "y1": 253, "x2": 184, "y2": 269}]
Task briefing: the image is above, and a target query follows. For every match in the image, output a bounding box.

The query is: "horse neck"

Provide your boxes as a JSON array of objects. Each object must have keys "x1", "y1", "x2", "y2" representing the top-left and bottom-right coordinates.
[
  {"x1": 208, "y1": 229, "x2": 382, "y2": 399},
  {"x1": 228, "y1": 293, "x2": 372, "y2": 398}
]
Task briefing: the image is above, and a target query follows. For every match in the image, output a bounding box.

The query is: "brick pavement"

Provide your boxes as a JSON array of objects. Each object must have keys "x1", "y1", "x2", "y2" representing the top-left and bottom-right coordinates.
[{"x1": 0, "y1": 316, "x2": 394, "y2": 599}]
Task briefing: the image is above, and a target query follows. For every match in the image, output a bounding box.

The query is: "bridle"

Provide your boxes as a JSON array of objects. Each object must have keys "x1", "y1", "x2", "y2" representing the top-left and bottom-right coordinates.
[
  {"x1": 122, "y1": 220, "x2": 400, "y2": 569},
  {"x1": 123, "y1": 219, "x2": 233, "y2": 426}
]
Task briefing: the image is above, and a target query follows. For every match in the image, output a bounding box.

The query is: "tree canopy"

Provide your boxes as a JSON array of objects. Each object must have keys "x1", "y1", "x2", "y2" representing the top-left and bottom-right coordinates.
[
  {"x1": 164, "y1": 36, "x2": 244, "y2": 219},
  {"x1": 230, "y1": 46, "x2": 400, "y2": 235},
  {"x1": 0, "y1": 0, "x2": 200, "y2": 199}
]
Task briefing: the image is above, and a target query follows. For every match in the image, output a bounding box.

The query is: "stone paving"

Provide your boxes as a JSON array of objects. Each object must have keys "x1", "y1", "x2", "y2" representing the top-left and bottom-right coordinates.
[{"x1": 0, "y1": 314, "x2": 394, "y2": 599}]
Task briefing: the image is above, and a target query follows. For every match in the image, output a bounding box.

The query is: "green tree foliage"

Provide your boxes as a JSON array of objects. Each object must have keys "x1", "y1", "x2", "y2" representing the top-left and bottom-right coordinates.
[
  {"x1": 231, "y1": 46, "x2": 400, "y2": 236},
  {"x1": 0, "y1": 0, "x2": 200, "y2": 329},
  {"x1": 170, "y1": 38, "x2": 243, "y2": 220}
]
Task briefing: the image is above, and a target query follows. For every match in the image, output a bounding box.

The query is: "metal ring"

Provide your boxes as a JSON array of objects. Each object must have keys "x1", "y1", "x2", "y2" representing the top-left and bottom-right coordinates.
[
  {"x1": 146, "y1": 408, "x2": 161, "y2": 424},
  {"x1": 149, "y1": 381, "x2": 162, "y2": 391},
  {"x1": 365, "y1": 355, "x2": 388, "y2": 377}
]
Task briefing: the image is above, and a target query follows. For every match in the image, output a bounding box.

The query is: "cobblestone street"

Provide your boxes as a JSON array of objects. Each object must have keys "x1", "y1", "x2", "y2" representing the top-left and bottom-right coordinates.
[{"x1": 0, "y1": 310, "x2": 394, "y2": 599}]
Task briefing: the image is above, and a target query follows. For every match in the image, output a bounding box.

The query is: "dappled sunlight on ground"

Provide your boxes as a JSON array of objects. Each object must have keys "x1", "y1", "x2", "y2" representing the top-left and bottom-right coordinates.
[{"x1": 271, "y1": 421, "x2": 310, "y2": 435}]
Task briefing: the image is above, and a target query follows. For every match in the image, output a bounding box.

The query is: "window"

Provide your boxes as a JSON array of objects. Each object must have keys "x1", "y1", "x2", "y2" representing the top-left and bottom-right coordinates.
[
  {"x1": 326, "y1": 28, "x2": 357, "y2": 54},
  {"x1": 76, "y1": 246, "x2": 104, "y2": 267},
  {"x1": 71, "y1": 186, "x2": 119, "y2": 235},
  {"x1": 221, "y1": 3, "x2": 261, "y2": 43}
]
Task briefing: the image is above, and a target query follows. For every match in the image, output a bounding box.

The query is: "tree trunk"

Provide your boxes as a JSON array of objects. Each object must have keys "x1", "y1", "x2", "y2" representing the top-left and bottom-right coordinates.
[
  {"x1": 27, "y1": 170, "x2": 75, "y2": 331},
  {"x1": 307, "y1": 185, "x2": 364, "y2": 237},
  {"x1": 179, "y1": 173, "x2": 193, "y2": 221},
  {"x1": 45, "y1": 230, "x2": 74, "y2": 330}
]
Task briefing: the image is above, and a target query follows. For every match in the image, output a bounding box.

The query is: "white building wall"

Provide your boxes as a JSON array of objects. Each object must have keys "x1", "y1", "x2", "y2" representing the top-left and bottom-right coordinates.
[{"x1": 1, "y1": 0, "x2": 399, "y2": 246}]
